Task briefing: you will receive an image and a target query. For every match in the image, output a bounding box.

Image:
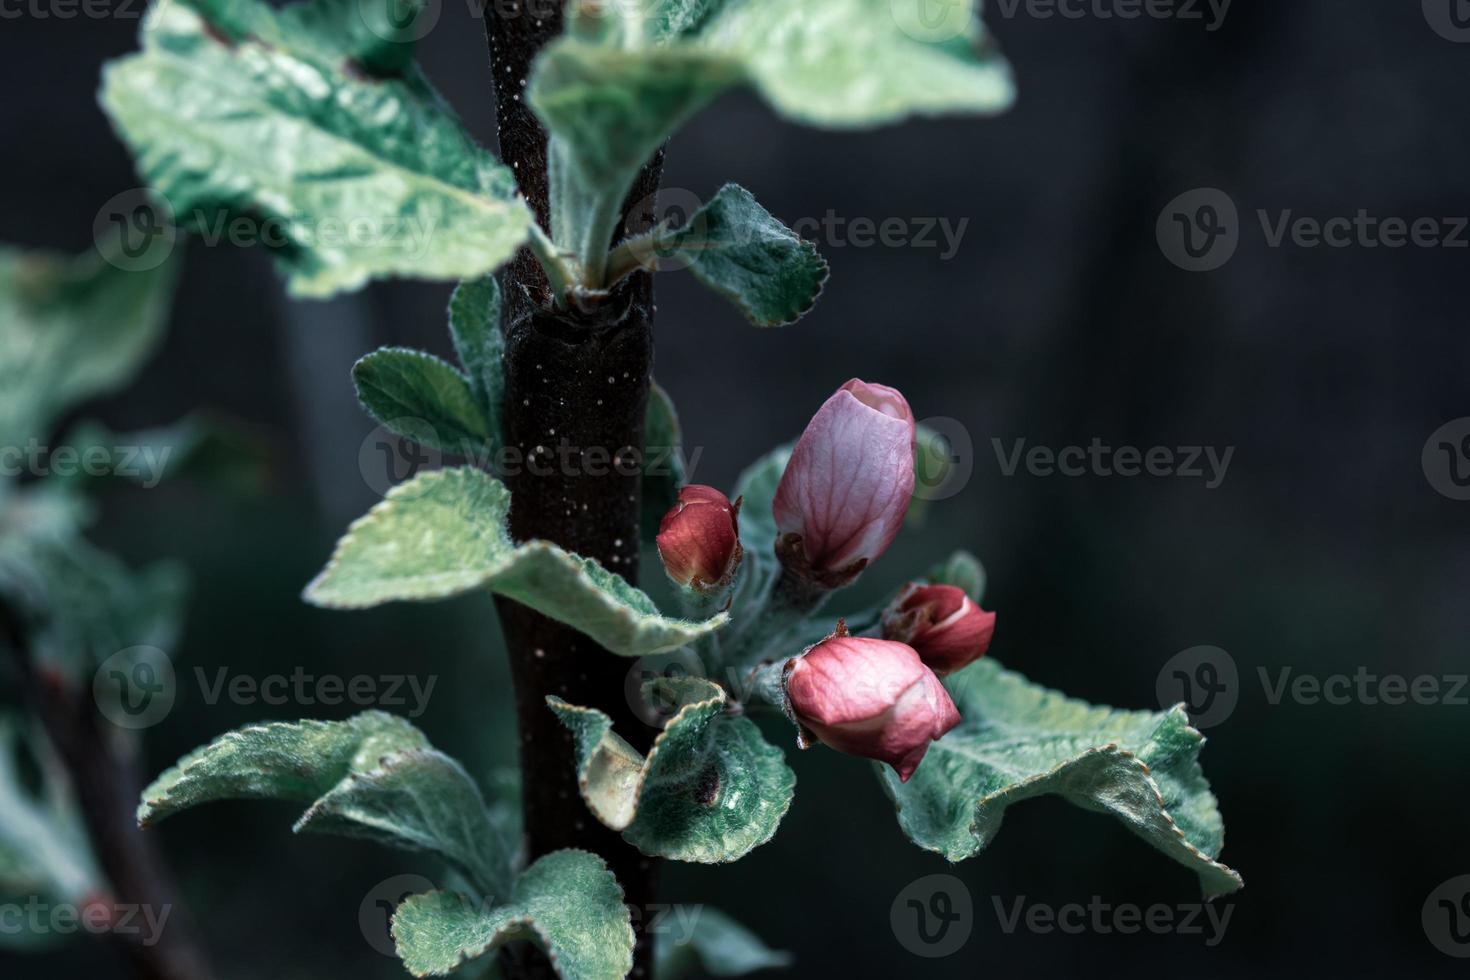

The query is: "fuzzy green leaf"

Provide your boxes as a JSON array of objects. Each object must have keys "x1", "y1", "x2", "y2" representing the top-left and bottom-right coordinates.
[
  {"x1": 655, "y1": 907, "x2": 792, "y2": 979},
  {"x1": 392, "y1": 849, "x2": 633, "y2": 980},
  {"x1": 352, "y1": 348, "x2": 491, "y2": 455},
  {"x1": 880, "y1": 659, "x2": 1243, "y2": 898},
  {"x1": 138, "y1": 713, "x2": 515, "y2": 896},
  {"x1": 549, "y1": 677, "x2": 795, "y2": 863},
  {"x1": 447, "y1": 275, "x2": 505, "y2": 418},
  {"x1": 100, "y1": 0, "x2": 531, "y2": 298},
  {"x1": 304, "y1": 467, "x2": 725, "y2": 656},
  {"x1": 0, "y1": 240, "x2": 177, "y2": 452},
  {"x1": 928, "y1": 550, "x2": 986, "y2": 601},
  {"x1": 656, "y1": 184, "x2": 827, "y2": 327},
  {"x1": 137, "y1": 711, "x2": 430, "y2": 826}
]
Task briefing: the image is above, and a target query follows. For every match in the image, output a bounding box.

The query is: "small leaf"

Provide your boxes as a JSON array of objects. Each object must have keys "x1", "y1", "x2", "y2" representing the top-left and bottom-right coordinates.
[
  {"x1": 100, "y1": 0, "x2": 531, "y2": 297},
  {"x1": 656, "y1": 907, "x2": 792, "y2": 980},
  {"x1": 729, "y1": 444, "x2": 790, "y2": 583},
  {"x1": 295, "y1": 748, "x2": 515, "y2": 899},
  {"x1": 352, "y1": 348, "x2": 491, "y2": 455},
  {"x1": 640, "y1": 380, "x2": 686, "y2": 543},
  {"x1": 928, "y1": 550, "x2": 986, "y2": 601},
  {"x1": 0, "y1": 240, "x2": 178, "y2": 452},
  {"x1": 392, "y1": 849, "x2": 633, "y2": 980},
  {"x1": 304, "y1": 468, "x2": 725, "y2": 656},
  {"x1": 879, "y1": 660, "x2": 1243, "y2": 898},
  {"x1": 138, "y1": 711, "x2": 429, "y2": 826},
  {"x1": 656, "y1": 184, "x2": 827, "y2": 327},
  {"x1": 549, "y1": 677, "x2": 795, "y2": 863},
  {"x1": 447, "y1": 275, "x2": 505, "y2": 417}
]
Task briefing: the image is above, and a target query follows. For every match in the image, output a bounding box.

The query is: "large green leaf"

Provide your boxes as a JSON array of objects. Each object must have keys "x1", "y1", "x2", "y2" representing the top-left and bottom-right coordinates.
[
  {"x1": 304, "y1": 467, "x2": 726, "y2": 656},
  {"x1": 879, "y1": 659, "x2": 1243, "y2": 898},
  {"x1": 137, "y1": 713, "x2": 515, "y2": 897},
  {"x1": 352, "y1": 347, "x2": 491, "y2": 456},
  {"x1": 100, "y1": 0, "x2": 531, "y2": 298},
  {"x1": 548, "y1": 677, "x2": 795, "y2": 863},
  {"x1": 651, "y1": 183, "x2": 827, "y2": 327},
  {"x1": 392, "y1": 849, "x2": 633, "y2": 980},
  {"x1": 0, "y1": 239, "x2": 177, "y2": 452},
  {"x1": 656, "y1": 907, "x2": 792, "y2": 979}
]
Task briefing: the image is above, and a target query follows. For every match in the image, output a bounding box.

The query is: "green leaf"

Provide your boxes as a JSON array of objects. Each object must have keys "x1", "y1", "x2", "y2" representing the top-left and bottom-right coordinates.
[
  {"x1": 640, "y1": 380, "x2": 686, "y2": 544},
  {"x1": 879, "y1": 659, "x2": 1243, "y2": 898},
  {"x1": 100, "y1": 0, "x2": 532, "y2": 298},
  {"x1": 296, "y1": 748, "x2": 514, "y2": 899},
  {"x1": 447, "y1": 275, "x2": 505, "y2": 418},
  {"x1": 548, "y1": 677, "x2": 795, "y2": 863},
  {"x1": 654, "y1": 184, "x2": 827, "y2": 327},
  {"x1": 928, "y1": 550, "x2": 986, "y2": 601},
  {"x1": 699, "y1": 0, "x2": 1014, "y2": 128},
  {"x1": 58, "y1": 412, "x2": 267, "y2": 492},
  {"x1": 656, "y1": 907, "x2": 792, "y2": 979},
  {"x1": 392, "y1": 849, "x2": 633, "y2": 980},
  {"x1": 304, "y1": 467, "x2": 725, "y2": 656},
  {"x1": 138, "y1": 711, "x2": 429, "y2": 826},
  {"x1": 137, "y1": 713, "x2": 516, "y2": 897},
  {"x1": 352, "y1": 348, "x2": 491, "y2": 456},
  {"x1": 729, "y1": 444, "x2": 789, "y2": 580},
  {"x1": 0, "y1": 240, "x2": 177, "y2": 452}
]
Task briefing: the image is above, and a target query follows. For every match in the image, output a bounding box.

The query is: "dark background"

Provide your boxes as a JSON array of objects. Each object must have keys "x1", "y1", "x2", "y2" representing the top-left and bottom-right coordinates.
[{"x1": 4, "y1": 0, "x2": 1469, "y2": 976}]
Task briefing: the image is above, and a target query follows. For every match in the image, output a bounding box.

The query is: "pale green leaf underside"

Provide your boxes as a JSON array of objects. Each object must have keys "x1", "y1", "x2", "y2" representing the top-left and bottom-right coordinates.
[
  {"x1": 0, "y1": 241, "x2": 177, "y2": 453},
  {"x1": 392, "y1": 849, "x2": 633, "y2": 980},
  {"x1": 100, "y1": 0, "x2": 531, "y2": 298},
  {"x1": 352, "y1": 347, "x2": 491, "y2": 455},
  {"x1": 447, "y1": 275, "x2": 505, "y2": 419},
  {"x1": 137, "y1": 712, "x2": 514, "y2": 897},
  {"x1": 304, "y1": 468, "x2": 725, "y2": 656},
  {"x1": 655, "y1": 906, "x2": 793, "y2": 980},
  {"x1": 661, "y1": 183, "x2": 827, "y2": 327},
  {"x1": 549, "y1": 677, "x2": 795, "y2": 863},
  {"x1": 880, "y1": 660, "x2": 1243, "y2": 898},
  {"x1": 0, "y1": 718, "x2": 102, "y2": 913}
]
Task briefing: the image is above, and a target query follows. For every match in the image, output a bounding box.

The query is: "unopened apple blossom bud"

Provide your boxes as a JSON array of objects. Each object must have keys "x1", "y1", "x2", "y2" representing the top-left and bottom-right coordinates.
[
  {"x1": 882, "y1": 584, "x2": 996, "y2": 677},
  {"x1": 772, "y1": 379, "x2": 915, "y2": 588},
  {"x1": 783, "y1": 625, "x2": 960, "y2": 782},
  {"x1": 655, "y1": 485, "x2": 742, "y2": 593}
]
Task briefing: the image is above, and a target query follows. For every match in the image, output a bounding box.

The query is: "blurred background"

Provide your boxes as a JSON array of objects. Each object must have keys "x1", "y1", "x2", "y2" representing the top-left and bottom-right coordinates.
[{"x1": 4, "y1": 0, "x2": 1470, "y2": 976}]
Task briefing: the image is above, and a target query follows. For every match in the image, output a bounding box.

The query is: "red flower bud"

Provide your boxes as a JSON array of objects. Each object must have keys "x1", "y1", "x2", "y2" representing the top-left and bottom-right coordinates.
[
  {"x1": 655, "y1": 485, "x2": 742, "y2": 593},
  {"x1": 773, "y1": 379, "x2": 916, "y2": 587},
  {"x1": 784, "y1": 629, "x2": 960, "y2": 782},
  {"x1": 882, "y1": 584, "x2": 996, "y2": 677}
]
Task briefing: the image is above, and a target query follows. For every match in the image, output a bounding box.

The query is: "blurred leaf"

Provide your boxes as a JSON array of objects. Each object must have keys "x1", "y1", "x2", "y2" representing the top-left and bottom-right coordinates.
[
  {"x1": 640, "y1": 380, "x2": 685, "y2": 544},
  {"x1": 447, "y1": 275, "x2": 505, "y2": 421},
  {"x1": 138, "y1": 712, "x2": 517, "y2": 897},
  {"x1": 0, "y1": 239, "x2": 177, "y2": 453},
  {"x1": 549, "y1": 677, "x2": 795, "y2": 863},
  {"x1": 656, "y1": 907, "x2": 792, "y2": 979},
  {"x1": 352, "y1": 348, "x2": 491, "y2": 456},
  {"x1": 58, "y1": 412, "x2": 268, "y2": 492},
  {"x1": 392, "y1": 849, "x2": 633, "y2": 980},
  {"x1": 650, "y1": 183, "x2": 827, "y2": 327},
  {"x1": 100, "y1": 0, "x2": 531, "y2": 298},
  {"x1": 304, "y1": 467, "x2": 726, "y2": 656},
  {"x1": 879, "y1": 659, "x2": 1243, "y2": 898}
]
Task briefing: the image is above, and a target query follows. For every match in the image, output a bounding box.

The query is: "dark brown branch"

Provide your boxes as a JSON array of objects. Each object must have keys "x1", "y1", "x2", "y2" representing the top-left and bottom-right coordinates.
[
  {"x1": 482, "y1": 3, "x2": 668, "y2": 978},
  {"x1": 0, "y1": 601, "x2": 215, "y2": 980}
]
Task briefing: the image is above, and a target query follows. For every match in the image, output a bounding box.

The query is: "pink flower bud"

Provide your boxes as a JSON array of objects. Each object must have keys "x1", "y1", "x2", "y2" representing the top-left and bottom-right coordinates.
[
  {"x1": 772, "y1": 379, "x2": 916, "y2": 586},
  {"x1": 882, "y1": 584, "x2": 996, "y2": 677},
  {"x1": 784, "y1": 628, "x2": 960, "y2": 782},
  {"x1": 655, "y1": 485, "x2": 742, "y2": 592}
]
